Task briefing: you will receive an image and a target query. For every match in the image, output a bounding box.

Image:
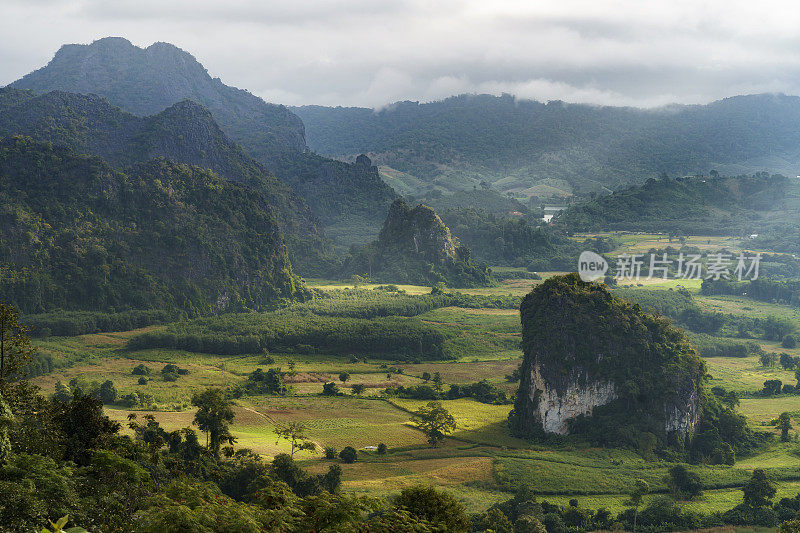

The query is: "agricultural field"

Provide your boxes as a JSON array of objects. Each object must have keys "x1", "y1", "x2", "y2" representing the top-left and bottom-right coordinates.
[{"x1": 24, "y1": 264, "x2": 800, "y2": 517}]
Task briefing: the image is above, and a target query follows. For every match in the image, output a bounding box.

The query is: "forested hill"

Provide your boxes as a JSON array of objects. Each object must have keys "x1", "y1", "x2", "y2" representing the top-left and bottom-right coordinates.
[
  {"x1": 294, "y1": 93, "x2": 800, "y2": 196},
  {"x1": 0, "y1": 136, "x2": 304, "y2": 314},
  {"x1": 556, "y1": 173, "x2": 790, "y2": 234},
  {"x1": 0, "y1": 88, "x2": 343, "y2": 275},
  {"x1": 9, "y1": 37, "x2": 398, "y2": 241}
]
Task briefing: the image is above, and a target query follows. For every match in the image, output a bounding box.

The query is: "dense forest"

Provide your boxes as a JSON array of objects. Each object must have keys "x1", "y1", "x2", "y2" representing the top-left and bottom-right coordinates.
[
  {"x1": 0, "y1": 87, "x2": 338, "y2": 276},
  {"x1": 10, "y1": 38, "x2": 399, "y2": 247},
  {"x1": 556, "y1": 172, "x2": 789, "y2": 235},
  {"x1": 0, "y1": 136, "x2": 303, "y2": 314},
  {"x1": 295, "y1": 93, "x2": 800, "y2": 197}
]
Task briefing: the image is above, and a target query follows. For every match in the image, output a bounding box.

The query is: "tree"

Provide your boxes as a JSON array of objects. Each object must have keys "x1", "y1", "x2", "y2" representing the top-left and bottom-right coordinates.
[
  {"x1": 626, "y1": 479, "x2": 649, "y2": 533},
  {"x1": 377, "y1": 443, "x2": 387, "y2": 455},
  {"x1": 275, "y1": 422, "x2": 316, "y2": 457},
  {"x1": 723, "y1": 390, "x2": 740, "y2": 410},
  {"x1": 53, "y1": 381, "x2": 72, "y2": 403},
  {"x1": 322, "y1": 382, "x2": 339, "y2": 396},
  {"x1": 338, "y1": 372, "x2": 350, "y2": 383},
  {"x1": 99, "y1": 380, "x2": 117, "y2": 404},
  {"x1": 421, "y1": 372, "x2": 431, "y2": 382},
  {"x1": 339, "y1": 446, "x2": 357, "y2": 463},
  {"x1": 666, "y1": 465, "x2": 702, "y2": 500},
  {"x1": 55, "y1": 392, "x2": 121, "y2": 464},
  {"x1": 783, "y1": 335, "x2": 798, "y2": 349},
  {"x1": 763, "y1": 379, "x2": 783, "y2": 395},
  {"x1": 394, "y1": 485, "x2": 470, "y2": 533},
  {"x1": 431, "y1": 372, "x2": 443, "y2": 392},
  {"x1": 0, "y1": 392, "x2": 12, "y2": 464},
  {"x1": 777, "y1": 412, "x2": 793, "y2": 442},
  {"x1": 351, "y1": 384, "x2": 366, "y2": 396},
  {"x1": 411, "y1": 401, "x2": 456, "y2": 447},
  {"x1": 191, "y1": 388, "x2": 235, "y2": 458},
  {"x1": 478, "y1": 508, "x2": 514, "y2": 533},
  {"x1": 796, "y1": 367, "x2": 800, "y2": 388},
  {"x1": 780, "y1": 352, "x2": 797, "y2": 369},
  {"x1": 743, "y1": 469, "x2": 776, "y2": 508},
  {"x1": 0, "y1": 303, "x2": 34, "y2": 385}
]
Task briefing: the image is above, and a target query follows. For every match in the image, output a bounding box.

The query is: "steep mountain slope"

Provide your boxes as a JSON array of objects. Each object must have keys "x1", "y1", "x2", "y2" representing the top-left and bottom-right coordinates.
[
  {"x1": 294, "y1": 93, "x2": 800, "y2": 197},
  {"x1": 512, "y1": 274, "x2": 703, "y2": 441},
  {"x1": 0, "y1": 136, "x2": 304, "y2": 314},
  {"x1": 0, "y1": 88, "x2": 334, "y2": 274},
  {"x1": 12, "y1": 36, "x2": 305, "y2": 155},
  {"x1": 345, "y1": 199, "x2": 492, "y2": 287},
  {"x1": 10, "y1": 37, "x2": 397, "y2": 241}
]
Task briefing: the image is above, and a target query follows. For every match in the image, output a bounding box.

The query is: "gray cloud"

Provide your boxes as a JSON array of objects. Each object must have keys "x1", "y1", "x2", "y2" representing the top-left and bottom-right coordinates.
[{"x1": 3, "y1": 0, "x2": 800, "y2": 108}]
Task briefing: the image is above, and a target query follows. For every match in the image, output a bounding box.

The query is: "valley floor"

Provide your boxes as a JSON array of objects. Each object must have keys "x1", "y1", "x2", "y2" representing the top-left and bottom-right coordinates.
[{"x1": 29, "y1": 240, "x2": 800, "y2": 517}]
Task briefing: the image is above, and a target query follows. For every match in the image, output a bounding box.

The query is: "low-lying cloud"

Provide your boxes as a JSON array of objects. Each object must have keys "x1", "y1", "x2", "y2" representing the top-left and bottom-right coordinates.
[{"x1": 4, "y1": 0, "x2": 800, "y2": 109}]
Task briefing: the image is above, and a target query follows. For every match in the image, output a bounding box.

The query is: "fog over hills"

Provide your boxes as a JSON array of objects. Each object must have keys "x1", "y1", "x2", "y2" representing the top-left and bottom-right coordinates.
[{"x1": 294, "y1": 93, "x2": 800, "y2": 197}]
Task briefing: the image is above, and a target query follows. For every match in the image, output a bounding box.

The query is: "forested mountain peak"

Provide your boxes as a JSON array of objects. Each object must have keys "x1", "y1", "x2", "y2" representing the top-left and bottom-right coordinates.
[
  {"x1": 0, "y1": 88, "x2": 323, "y2": 243},
  {"x1": 344, "y1": 199, "x2": 491, "y2": 287},
  {"x1": 11, "y1": 37, "x2": 306, "y2": 154},
  {"x1": 512, "y1": 274, "x2": 704, "y2": 441},
  {"x1": 10, "y1": 38, "x2": 398, "y2": 249}
]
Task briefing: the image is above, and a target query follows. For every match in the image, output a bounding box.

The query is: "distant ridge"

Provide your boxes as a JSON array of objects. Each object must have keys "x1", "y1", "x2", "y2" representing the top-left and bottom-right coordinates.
[{"x1": 293, "y1": 92, "x2": 800, "y2": 197}]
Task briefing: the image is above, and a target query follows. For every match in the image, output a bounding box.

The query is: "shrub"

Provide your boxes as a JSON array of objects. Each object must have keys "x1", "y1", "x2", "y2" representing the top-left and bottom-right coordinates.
[
  {"x1": 324, "y1": 446, "x2": 337, "y2": 459},
  {"x1": 377, "y1": 443, "x2": 387, "y2": 455},
  {"x1": 394, "y1": 485, "x2": 470, "y2": 533},
  {"x1": 163, "y1": 372, "x2": 179, "y2": 382},
  {"x1": 322, "y1": 382, "x2": 339, "y2": 396},
  {"x1": 339, "y1": 446, "x2": 357, "y2": 463},
  {"x1": 137, "y1": 377, "x2": 148, "y2": 385},
  {"x1": 132, "y1": 364, "x2": 151, "y2": 375}
]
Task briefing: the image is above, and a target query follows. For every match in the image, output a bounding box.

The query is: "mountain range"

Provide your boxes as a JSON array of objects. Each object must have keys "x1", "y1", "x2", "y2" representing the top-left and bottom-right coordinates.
[
  {"x1": 294, "y1": 93, "x2": 800, "y2": 198},
  {"x1": 10, "y1": 37, "x2": 397, "y2": 245}
]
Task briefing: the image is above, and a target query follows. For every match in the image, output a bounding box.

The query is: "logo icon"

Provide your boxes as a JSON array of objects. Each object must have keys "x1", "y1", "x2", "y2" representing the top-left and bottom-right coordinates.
[{"x1": 578, "y1": 251, "x2": 608, "y2": 282}]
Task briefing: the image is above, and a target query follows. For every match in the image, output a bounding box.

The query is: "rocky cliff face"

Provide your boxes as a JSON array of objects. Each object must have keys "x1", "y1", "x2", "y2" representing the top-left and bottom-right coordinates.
[
  {"x1": 526, "y1": 362, "x2": 617, "y2": 435},
  {"x1": 512, "y1": 274, "x2": 703, "y2": 442}
]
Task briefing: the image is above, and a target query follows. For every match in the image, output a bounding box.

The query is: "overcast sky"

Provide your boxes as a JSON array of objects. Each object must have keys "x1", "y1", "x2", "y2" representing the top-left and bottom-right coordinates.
[{"x1": 3, "y1": 0, "x2": 800, "y2": 108}]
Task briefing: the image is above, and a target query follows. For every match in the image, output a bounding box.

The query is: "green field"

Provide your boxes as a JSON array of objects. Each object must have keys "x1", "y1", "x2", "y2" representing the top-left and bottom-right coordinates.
[{"x1": 28, "y1": 258, "x2": 800, "y2": 516}]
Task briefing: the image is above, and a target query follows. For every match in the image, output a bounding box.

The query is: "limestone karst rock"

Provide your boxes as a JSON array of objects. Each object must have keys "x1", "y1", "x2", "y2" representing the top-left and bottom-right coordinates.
[
  {"x1": 511, "y1": 274, "x2": 703, "y2": 443},
  {"x1": 378, "y1": 198, "x2": 458, "y2": 264},
  {"x1": 343, "y1": 198, "x2": 491, "y2": 287}
]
